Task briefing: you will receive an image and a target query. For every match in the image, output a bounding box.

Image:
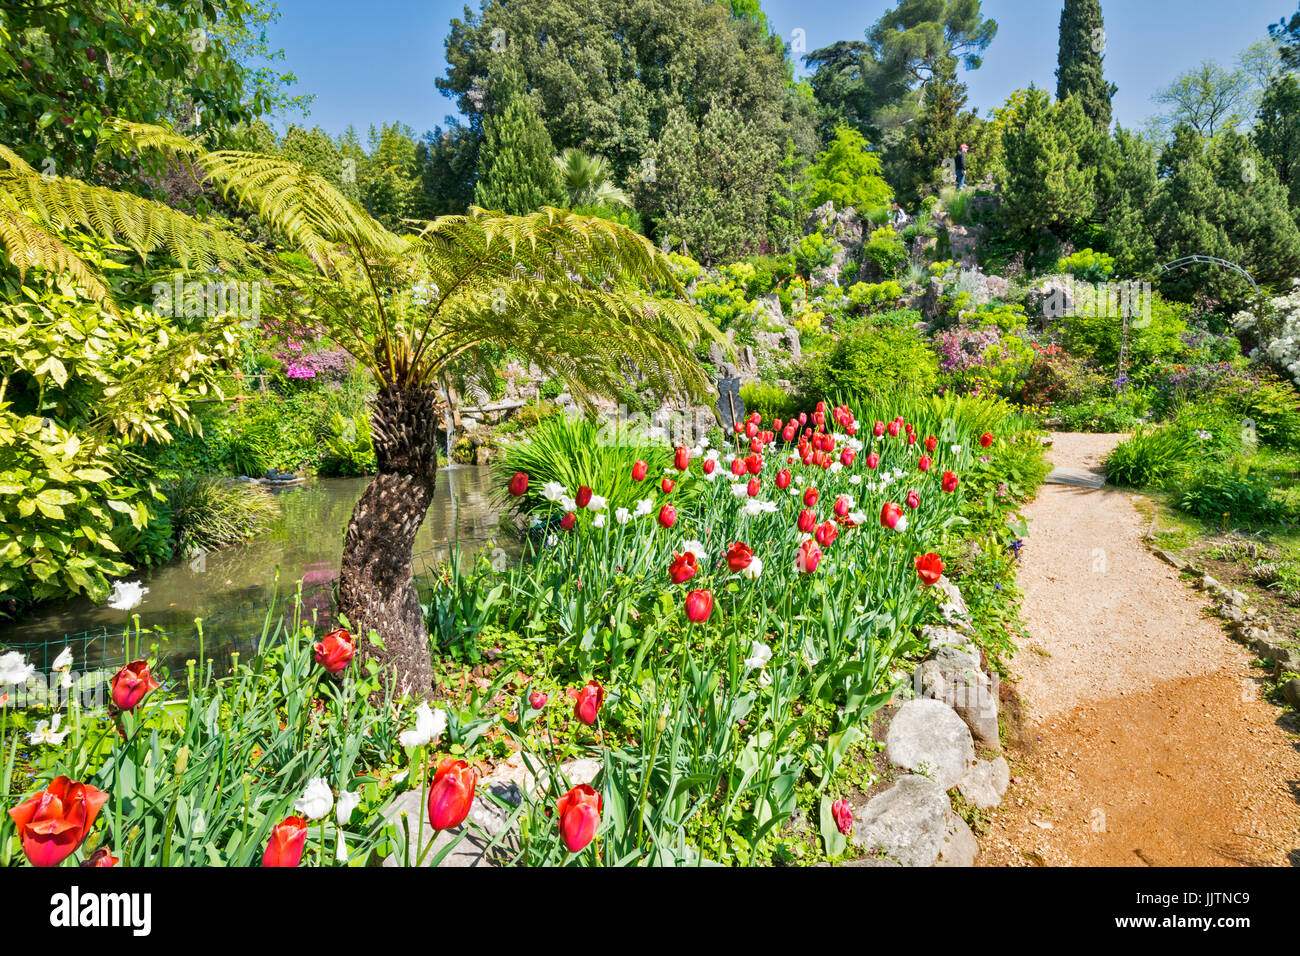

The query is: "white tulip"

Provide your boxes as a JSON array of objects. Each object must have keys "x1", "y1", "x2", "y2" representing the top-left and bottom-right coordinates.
[
  {"x1": 398, "y1": 702, "x2": 447, "y2": 748},
  {"x1": 51, "y1": 647, "x2": 73, "y2": 671},
  {"x1": 634, "y1": 498, "x2": 654, "y2": 517},
  {"x1": 0, "y1": 651, "x2": 34, "y2": 686},
  {"x1": 740, "y1": 557, "x2": 763, "y2": 580},
  {"x1": 744, "y1": 641, "x2": 772, "y2": 669},
  {"x1": 559, "y1": 495, "x2": 577, "y2": 512},
  {"x1": 294, "y1": 777, "x2": 334, "y2": 820},
  {"x1": 592, "y1": 513, "x2": 606, "y2": 528},
  {"x1": 336, "y1": 790, "x2": 361, "y2": 825},
  {"x1": 615, "y1": 507, "x2": 632, "y2": 525},
  {"x1": 587, "y1": 494, "x2": 607, "y2": 512},
  {"x1": 541, "y1": 481, "x2": 566, "y2": 502},
  {"x1": 106, "y1": 580, "x2": 148, "y2": 611}
]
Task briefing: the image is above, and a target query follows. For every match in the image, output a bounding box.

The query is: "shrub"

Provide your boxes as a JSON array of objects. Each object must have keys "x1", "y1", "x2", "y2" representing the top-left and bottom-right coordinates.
[
  {"x1": 1056, "y1": 292, "x2": 1189, "y2": 370},
  {"x1": 794, "y1": 325, "x2": 940, "y2": 402},
  {"x1": 1018, "y1": 344, "x2": 1107, "y2": 407},
  {"x1": 793, "y1": 231, "x2": 837, "y2": 276},
  {"x1": 845, "y1": 280, "x2": 903, "y2": 313},
  {"x1": 1103, "y1": 426, "x2": 1199, "y2": 488},
  {"x1": 1176, "y1": 464, "x2": 1287, "y2": 525},
  {"x1": 739, "y1": 381, "x2": 803, "y2": 422},
  {"x1": 161, "y1": 475, "x2": 279, "y2": 554},
  {"x1": 1056, "y1": 248, "x2": 1115, "y2": 283},
  {"x1": 319, "y1": 409, "x2": 376, "y2": 476},
  {"x1": 861, "y1": 226, "x2": 908, "y2": 279}
]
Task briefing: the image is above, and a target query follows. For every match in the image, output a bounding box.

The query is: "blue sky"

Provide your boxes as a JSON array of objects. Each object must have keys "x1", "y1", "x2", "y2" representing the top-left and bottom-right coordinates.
[{"x1": 264, "y1": 0, "x2": 1292, "y2": 136}]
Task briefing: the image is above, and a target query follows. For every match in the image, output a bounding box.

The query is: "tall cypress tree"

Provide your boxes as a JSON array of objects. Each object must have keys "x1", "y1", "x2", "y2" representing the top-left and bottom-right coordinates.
[
  {"x1": 1056, "y1": 0, "x2": 1116, "y2": 129},
  {"x1": 473, "y1": 64, "x2": 565, "y2": 215}
]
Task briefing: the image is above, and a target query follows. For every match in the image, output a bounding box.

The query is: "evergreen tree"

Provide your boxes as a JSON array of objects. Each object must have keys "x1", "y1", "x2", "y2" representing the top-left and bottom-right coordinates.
[
  {"x1": 637, "y1": 105, "x2": 779, "y2": 264},
  {"x1": 895, "y1": 55, "x2": 981, "y2": 203},
  {"x1": 362, "y1": 123, "x2": 422, "y2": 230},
  {"x1": 1056, "y1": 0, "x2": 1116, "y2": 129},
  {"x1": 1094, "y1": 127, "x2": 1159, "y2": 274},
  {"x1": 415, "y1": 123, "x2": 479, "y2": 218},
  {"x1": 473, "y1": 65, "x2": 565, "y2": 216},
  {"x1": 1151, "y1": 125, "x2": 1300, "y2": 301},
  {"x1": 1254, "y1": 73, "x2": 1300, "y2": 217},
  {"x1": 805, "y1": 125, "x2": 894, "y2": 213},
  {"x1": 1000, "y1": 89, "x2": 1095, "y2": 237}
]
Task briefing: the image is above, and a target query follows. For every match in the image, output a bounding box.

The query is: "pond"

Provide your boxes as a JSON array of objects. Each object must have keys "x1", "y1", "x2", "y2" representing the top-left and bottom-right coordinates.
[{"x1": 0, "y1": 467, "x2": 508, "y2": 672}]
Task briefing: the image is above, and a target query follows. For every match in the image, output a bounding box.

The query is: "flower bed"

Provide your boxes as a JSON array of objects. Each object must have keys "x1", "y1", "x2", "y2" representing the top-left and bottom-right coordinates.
[{"x1": 1, "y1": 396, "x2": 1045, "y2": 867}]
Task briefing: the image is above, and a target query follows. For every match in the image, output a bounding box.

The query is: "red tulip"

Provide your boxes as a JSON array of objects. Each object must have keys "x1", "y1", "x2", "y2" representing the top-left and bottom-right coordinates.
[
  {"x1": 873, "y1": 421, "x2": 885, "y2": 437},
  {"x1": 979, "y1": 432, "x2": 994, "y2": 448},
  {"x1": 658, "y1": 504, "x2": 676, "y2": 528},
  {"x1": 746, "y1": 477, "x2": 760, "y2": 497},
  {"x1": 81, "y1": 847, "x2": 118, "y2": 867},
  {"x1": 799, "y1": 412, "x2": 808, "y2": 425},
  {"x1": 866, "y1": 452, "x2": 880, "y2": 470},
  {"x1": 918, "y1": 455, "x2": 932, "y2": 472},
  {"x1": 684, "y1": 589, "x2": 713, "y2": 622},
  {"x1": 427, "y1": 758, "x2": 477, "y2": 831},
  {"x1": 803, "y1": 486, "x2": 819, "y2": 508},
  {"x1": 110, "y1": 659, "x2": 159, "y2": 712},
  {"x1": 906, "y1": 489, "x2": 921, "y2": 510},
  {"x1": 674, "y1": 446, "x2": 690, "y2": 471},
  {"x1": 576, "y1": 486, "x2": 593, "y2": 509},
  {"x1": 702, "y1": 458, "x2": 716, "y2": 475},
  {"x1": 8, "y1": 776, "x2": 109, "y2": 867},
  {"x1": 915, "y1": 552, "x2": 944, "y2": 586},
  {"x1": 572, "y1": 680, "x2": 605, "y2": 725},
  {"x1": 881, "y1": 502, "x2": 905, "y2": 530},
  {"x1": 942, "y1": 470, "x2": 959, "y2": 493},
  {"x1": 529, "y1": 691, "x2": 549, "y2": 710},
  {"x1": 726, "y1": 541, "x2": 754, "y2": 572},
  {"x1": 313, "y1": 627, "x2": 355, "y2": 675},
  {"x1": 797, "y1": 508, "x2": 817, "y2": 534},
  {"x1": 783, "y1": 424, "x2": 797, "y2": 442},
  {"x1": 508, "y1": 471, "x2": 529, "y2": 496},
  {"x1": 660, "y1": 477, "x2": 676, "y2": 494},
  {"x1": 669, "y1": 550, "x2": 699, "y2": 584},
  {"x1": 795, "y1": 539, "x2": 822, "y2": 574},
  {"x1": 560, "y1": 511, "x2": 577, "y2": 531},
  {"x1": 776, "y1": 468, "x2": 792, "y2": 489},
  {"x1": 730, "y1": 457, "x2": 747, "y2": 477},
  {"x1": 773, "y1": 418, "x2": 784, "y2": 432},
  {"x1": 632, "y1": 460, "x2": 648, "y2": 482},
  {"x1": 924, "y1": 435, "x2": 938, "y2": 453},
  {"x1": 748, "y1": 454, "x2": 763, "y2": 475},
  {"x1": 846, "y1": 422, "x2": 857, "y2": 436},
  {"x1": 840, "y1": 448, "x2": 855, "y2": 467},
  {"x1": 887, "y1": 421, "x2": 901, "y2": 437},
  {"x1": 262, "y1": 815, "x2": 309, "y2": 867},
  {"x1": 832, "y1": 799, "x2": 853, "y2": 836},
  {"x1": 907, "y1": 431, "x2": 917, "y2": 445},
  {"x1": 815, "y1": 521, "x2": 838, "y2": 547},
  {"x1": 556, "y1": 784, "x2": 602, "y2": 853},
  {"x1": 833, "y1": 495, "x2": 850, "y2": 518},
  {"x1": 745, "y1": 421, "x2": 758, "y2": 439}
]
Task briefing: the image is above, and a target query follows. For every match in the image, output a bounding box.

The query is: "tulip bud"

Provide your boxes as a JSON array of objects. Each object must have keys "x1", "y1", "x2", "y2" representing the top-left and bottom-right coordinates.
[
  {"x1": 572, "y1": 680, "x2": 605, "y2": 724},
  {"x1": 661, "y1": 477, "x2": 676, "y2": 494},
  {"x1": 684, "y1": 588, "x2": 713, "y2": 622},
  {"x1": 980, "y1": 432, "x2": 994, "y2": 447},
  {"x1": 747, "y1": 477, "x2": 760, "y2": 497},
  {"x1": 508, "y1": 471, "x2": 529, "y2": 496},
  {"x1": 832, "y1": 799, "x2": 853, "y2": 836},
  {"x1": 942, "y1": 471, "x2": 959, "y2": 493},
  {"x1": 632, "y1": 460, "x2": 649, "y2": 481},
  {"x1": 529, "y1": 691, "x2": 549, "y2": 710},
  {"x1": 797, "y1": 508, "x2": 816, "y2": 534},
  {"x1": 556, "y1": 784, "x2": 602, "y2": 853},
  {"x1": 262, "y1": 815, "x2": 309, "y2": 867},
  {"x1": 575, "y1": 486, "x2": 593, "y2": 509},
  {"x1": 803, "y1": 486, "x2": 818, "y2": 508},
  {"x1": 427, "y1": 758, "x2": 477, "y2": 831},
  {"x1": 674, "y1": 446, "x2": 690, "y2": 471},
  {"x1": 703, "y1": 458, "x2": 716, "y2": 474},
  {"x1": 658, "y1": 504, "x2": 676, "y2": 528},
  {"x1": 776, "y1": 468, "x2": 791, "y2": 489},
  {"x1": 560, "y1": 512, "x2": 577, "y2": 531}
]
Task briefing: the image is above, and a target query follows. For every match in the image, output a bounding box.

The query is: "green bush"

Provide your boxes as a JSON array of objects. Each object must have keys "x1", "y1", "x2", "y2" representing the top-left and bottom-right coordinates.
[
  {"x1": 320, "y1": 409, "x2": 376, "y2": 477},
  {"x1": 1103, "y1": 426, "x2": 1199, "y2": 488},
  {"x1": 795, "y1": 325, "x2": 940, "y2": 403},
  {"x1": 1056, "y1": 248, "x2": 1115, "y2": 283},
  {"x1": 1057, "y1": 292, "x2": 1189, "y2": 370},
  {"x1": 861, "y1": 226, "x2": 908, "y2": 279},
  {"x1": 1051, "y1": 393, "x2": 1149, "y2": 432},
  {"x1": 845, "y1": 280, "x2": 903, "y2": 313},
  {"x1": 793, "y1": 232, "x2": 837, "y2": 275},
  {"x1": 1176, "y1": 464, "x2": 1287, "y2": 525},
  {"x1": 739, "y1": 381, "x2": 803, "y2": 422},
  {"x1": 161, "y1": 475, "x2": 279, "y2": 554}
]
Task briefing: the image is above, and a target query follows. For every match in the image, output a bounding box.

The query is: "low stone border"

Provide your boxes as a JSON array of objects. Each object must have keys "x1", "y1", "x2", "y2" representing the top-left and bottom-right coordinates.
[
  {"x1": 841, "y1": 575, "x2": 1007, "y2": 867},
  {"x1": 1141, "y1": 530, "x2": 1300, "y2": 676}
]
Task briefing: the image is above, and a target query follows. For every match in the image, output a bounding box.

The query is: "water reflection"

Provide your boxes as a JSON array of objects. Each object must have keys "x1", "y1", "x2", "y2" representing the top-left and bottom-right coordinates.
[{"x1": 1, "y1": 467, "x2": 508, "y2": 670}]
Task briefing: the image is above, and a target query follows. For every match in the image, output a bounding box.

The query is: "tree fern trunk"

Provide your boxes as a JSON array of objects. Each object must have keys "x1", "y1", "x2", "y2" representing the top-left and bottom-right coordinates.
[{"x1": 338, "y1": 385, "x2": 440, "y2": 698}]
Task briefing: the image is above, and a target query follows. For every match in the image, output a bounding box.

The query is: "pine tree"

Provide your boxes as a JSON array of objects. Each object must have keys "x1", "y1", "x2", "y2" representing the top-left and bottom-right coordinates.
[
  {"x1": 473, "y1": 65, "x2": 565, "y2": 216},
  {"x1": 1254, "y1": 74, "x2": 1300, "y2": 217},
  {"x1": 1000, "y1": 88, "x2": 1095, "y2": 236},
  {"x1": 1056, "y1": 0, "x2": 1116, "y2": 129},
  {"x1": 896, "y1": 55, "x2": 980, "y2": 203}
]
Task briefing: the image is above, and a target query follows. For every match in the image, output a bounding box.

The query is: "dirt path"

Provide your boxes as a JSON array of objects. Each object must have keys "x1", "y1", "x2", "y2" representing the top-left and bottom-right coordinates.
[{"x1": 980, "y1": 433, "x2": 1300, "y2": 867}]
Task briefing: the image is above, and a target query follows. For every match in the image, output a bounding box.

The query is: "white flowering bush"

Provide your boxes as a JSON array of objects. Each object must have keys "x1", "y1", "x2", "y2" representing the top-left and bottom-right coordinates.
[{"x1": 1233, "y1": 279, "x2": 1300, "y2": 386}]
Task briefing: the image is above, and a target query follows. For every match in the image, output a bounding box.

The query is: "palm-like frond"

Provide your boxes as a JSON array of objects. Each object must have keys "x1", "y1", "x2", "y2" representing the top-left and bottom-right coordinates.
[{"x1": 0, "y1": 135, "x2": 249, "y2": 308}]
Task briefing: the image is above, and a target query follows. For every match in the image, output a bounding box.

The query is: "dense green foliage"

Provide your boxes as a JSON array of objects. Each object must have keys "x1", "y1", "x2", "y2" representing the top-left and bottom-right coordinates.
[{"x1": 1056, "y1": 0, "x2": 1116, "y2": 129}]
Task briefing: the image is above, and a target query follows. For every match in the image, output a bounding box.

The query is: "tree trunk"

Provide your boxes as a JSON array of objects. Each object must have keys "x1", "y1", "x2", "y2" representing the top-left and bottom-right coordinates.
[{"x1": 337, "y1": 384, "x2": 440, "y2": 699}]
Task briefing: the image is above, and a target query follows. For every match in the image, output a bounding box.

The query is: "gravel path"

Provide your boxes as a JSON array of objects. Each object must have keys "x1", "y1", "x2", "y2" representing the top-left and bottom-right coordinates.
[{"x1": 981, "y1": 433, "x2": 1300, "y2": 867}]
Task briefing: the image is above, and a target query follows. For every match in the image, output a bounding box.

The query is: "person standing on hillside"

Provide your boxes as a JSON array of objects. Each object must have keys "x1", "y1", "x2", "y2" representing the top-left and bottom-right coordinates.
[{"x1": 954, "y1": 143, "x2": 968, "y2": 189}]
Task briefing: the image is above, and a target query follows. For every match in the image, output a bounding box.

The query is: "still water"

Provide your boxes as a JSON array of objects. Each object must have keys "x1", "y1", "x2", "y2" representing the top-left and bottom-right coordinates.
[{"x1": 0, "y1": 467, "x2": 507, "y2": 670}]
